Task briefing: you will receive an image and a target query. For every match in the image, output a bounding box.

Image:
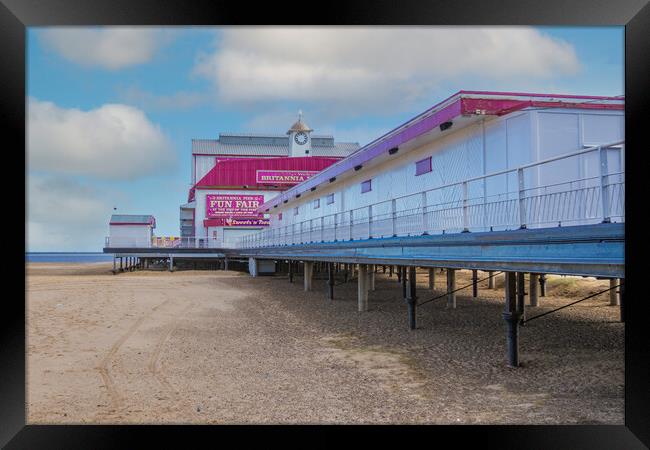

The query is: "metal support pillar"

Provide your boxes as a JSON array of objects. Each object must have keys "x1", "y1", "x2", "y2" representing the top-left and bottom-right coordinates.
[
  {"x1": 389, "y1": 265, "x2": 393, "y2": 278},
  {"x1": 401, "y1": 267, "x2": 407, "y2": 300},
  {"x1": 428, "y1": 268, "x2": 435, "y2": 291},
  {"x1": 539, "y1": 274, "x2": 546, "y2": 297},
  {"x1": 502, "y1": 272, "x2": 520, "y2": 368},
  {"x1": 224, "y1": 257, "x2": 229, "y2": 271},
  {"x1": 369, "y1": 265, "x2": 376, "y2": 291},
  {"x1": 488, "y1": 271, "x2": 495, "y2": 289},
  {"x1": 304, "y1": 261, "x2": 314, "y2": 291},
  {"x1": 609, "y1": 279, "x2": 620, "y2": 306},
  {"x1": 517, "y1": 272, "x2": 526, "y2": 322},
  {"x1": 112, "y1": 257, "x2": 116, "y2": 274},
  {"x1": 358, "y1": 264, "x2": 368, "y2": 312},
  {"x1": 619, "y1": 279, "x2": 625, "y2": 323},
  {"x1": 529, "y1": 273, "x2": 539, "y2": 307},
  {"x1": 472, "y1": 269, "x2": 478, "y2": 298},
  {"x1": 119, "y1": 257, "x2": 123, "y2": 272},
  {"x1": 169, "y1": 256, "x2": 174, "y2": 272},
  {"x1": 327, "y1": 263, "x2": 334, "y2": 300},
  {"x1": 406, "y1": 266, "x2": 417, "y2": 330},
  {"x1": 447, "y1": 269, "x2": 456, "y2": 309},
  {"x1": 397, "y1": 266, "x2": 402, "y2": 283},
  {"x1": 288, "y1": 260, "x2": 294, "y2": 283}
]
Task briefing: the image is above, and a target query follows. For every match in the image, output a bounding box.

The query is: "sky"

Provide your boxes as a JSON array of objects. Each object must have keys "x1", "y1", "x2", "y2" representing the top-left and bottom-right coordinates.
[{"x1": 26, "y1": 26, "x2": 624, "y2": 252}]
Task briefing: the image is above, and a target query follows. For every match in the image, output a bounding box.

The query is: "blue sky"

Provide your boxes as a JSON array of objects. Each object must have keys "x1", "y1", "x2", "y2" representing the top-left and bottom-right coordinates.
[{"x1": 26, "y1": 26, "x2": 624, "y2": 252}]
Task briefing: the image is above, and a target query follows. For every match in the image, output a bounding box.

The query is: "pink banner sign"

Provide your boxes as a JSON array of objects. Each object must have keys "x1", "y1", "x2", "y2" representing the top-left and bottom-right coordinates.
[
  {"x1": 256, "y1": 170, "x2": 320, "y2": 185},
  {"x1": 206, "y1": 194, "x2": 265, "y2": 218},
  {"x1": 204, "y1": 218, "x2": 270, "y2": 227}
]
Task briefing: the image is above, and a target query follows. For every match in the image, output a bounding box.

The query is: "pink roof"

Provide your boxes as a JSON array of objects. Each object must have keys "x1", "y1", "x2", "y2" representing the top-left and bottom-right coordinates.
[
  {"x1": 188, "y1": 156, "x2": 343, "y2": 202},
  {"x1": 259, "y1": 90, "x2": 624, "y2": 212}
]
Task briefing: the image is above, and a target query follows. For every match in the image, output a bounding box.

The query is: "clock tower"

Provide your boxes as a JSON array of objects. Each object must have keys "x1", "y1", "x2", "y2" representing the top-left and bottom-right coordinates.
[{"x1": 287, "y1": 110, "x2": 313, "y2": 157}]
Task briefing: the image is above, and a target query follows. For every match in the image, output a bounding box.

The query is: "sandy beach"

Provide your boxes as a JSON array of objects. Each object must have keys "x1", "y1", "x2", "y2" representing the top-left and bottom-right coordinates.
[{"x1": 26, "y1": 262, "x2": 623, "y2": 424}]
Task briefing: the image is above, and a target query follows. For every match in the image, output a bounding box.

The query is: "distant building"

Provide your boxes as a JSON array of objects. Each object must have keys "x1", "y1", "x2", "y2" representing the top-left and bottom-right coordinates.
[
  {"x1": 181, "y1": 113, "x2": 360, "y2": 246},
  {"x1": 108, "y1": 215, "x2": 156, "y2": 248}
]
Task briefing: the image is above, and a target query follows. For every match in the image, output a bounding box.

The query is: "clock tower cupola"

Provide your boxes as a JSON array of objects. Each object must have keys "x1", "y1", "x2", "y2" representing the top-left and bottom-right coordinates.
[{"x1": 287, "y1": 110, "x2": 313, "y2": 157}]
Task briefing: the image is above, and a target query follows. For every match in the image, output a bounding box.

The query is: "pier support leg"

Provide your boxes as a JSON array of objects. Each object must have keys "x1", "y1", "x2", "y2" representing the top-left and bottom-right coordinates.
[
  {"x1": 224, "y1": 257, "x2": 229, "y2": 271},
  {"x1": 343, "y1": 264, "x2": 348, "y2": 283},
  {"x1": 447, "y1": 269, "x2": 456, "y2": 309},
  {"x1": 609, "y1": 279, "x2": 620, "y2": 306},
  {"x1": 539, "y1": 274, "x2": 547, "y2": 297},
  {"x1": 327, "y1": 263, "x2": 334, "y2": 300},
  {"x1": 401, "y1": 267, "x2": 407, "y2": 300},
  {"x1": 472, "y1": 269, "x2": 478, "y2": 298},
  {"x1": 358, "y1": 264, "x2": 368, "y2": 312},
  {"x1": 488, "y1": 271, "x2": 495, "y2": 289},
  {"x1": 119, "y1": 257, "x2": 123, "y2": 272},
  {"x1": 389, "y1": 265, "x2": 393, "y2": 278},
  {"x1": 517, "y1": 272, "x2": 526, "y2": 322},
  {"x1": 304, "y1": 262, "x2": 314, "y2": 291},
  {"x1": 169, "y1": 256, "x2": 174, "y2": 272},
  {"x1": 428, "y1": 268, "x2": 435, "y2": 291},
  {"x1": 619, "y1": 279, "x2": 625, "y2": 322},
  {"x1": 112, "y1": 257, "x2": 116, "y2": 274},
  {"x1": 502, "y1": 272, "x2": 521, "y2": 368},
  {"x1": 529, "y1": 273, "x2": 539, "y2": 307},
  {"x1": 369, "y1": 265, "x2": 376, "y2": 291},
  {"x1": 288, "y1": 261, "x2": 294, "y2": 283},
  {"x1": 407, "y1": 266, "x2": 417, "y2": 330},
  {"x1": 397, "y1": 266, "x2": 402, "y2": 283}
]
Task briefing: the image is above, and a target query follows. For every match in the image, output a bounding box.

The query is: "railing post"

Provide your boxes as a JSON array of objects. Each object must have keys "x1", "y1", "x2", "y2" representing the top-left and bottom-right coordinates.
[
  {"x1": 462, "y1": 181, "x2": 469, "y2": 232},
  {"x1": 599, "y1": 145, "x2": 611, "y2": 223},
  {"x1": 368, "y1": 205, "x2": 373, "y2": 239},
  {"x1": 421, "y1": 191, "x2": 428, "y2": 235},
  {"x1": 518, "y1": 168, "x2": 527, "y2": 229},
  {"x1": 349, "y1": 210, "x2": 354, "y2": 240},
  {"x1": 391, "y1": 199, "x2": 397, "y2": 237}
]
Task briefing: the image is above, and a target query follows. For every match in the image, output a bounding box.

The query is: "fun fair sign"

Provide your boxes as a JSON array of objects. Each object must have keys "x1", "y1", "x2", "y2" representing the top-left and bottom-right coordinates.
[
  {"x1": 206, "y1": 194, "x2": 264, "y2": 218},
  {"x1": 256, "y1": 170, "x2": 320, "y2": 185}
]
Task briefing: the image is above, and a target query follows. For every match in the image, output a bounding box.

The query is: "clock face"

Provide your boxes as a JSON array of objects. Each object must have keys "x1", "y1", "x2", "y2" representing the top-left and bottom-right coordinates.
[{"x1": 294, "y1": 132, "x2": 308, "y2": 145}]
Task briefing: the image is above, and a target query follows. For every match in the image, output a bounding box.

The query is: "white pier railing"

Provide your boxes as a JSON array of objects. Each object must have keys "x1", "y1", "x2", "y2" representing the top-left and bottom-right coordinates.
[
  {"x1": 238, "y1": 141, "x2": 625, "y2": 249},
  {"x1": 104, "y1": 236, "x2": 241, "y2": 249}
]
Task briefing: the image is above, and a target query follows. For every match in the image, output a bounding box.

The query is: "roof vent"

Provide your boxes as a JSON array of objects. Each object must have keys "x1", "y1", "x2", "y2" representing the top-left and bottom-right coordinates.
[
  {"x1": 354, "y1": 165, "x2": 363, "y2": 171},
  {"x1": 296, "y1": 193, "x2": 301, "y2": 198},
  {"x1": 283, "y1": 200, "x2": 288, "y2": 204},
  {"x1": 388, "y1": 147, "x2": 399, "y2": 155},
  {"x1": 440, "y1": 121, "x2": 453, "y2": 132},
  {"x1": 310, "y1": 187, "x2": 317, "y2": 191},
  {"x1": 329, "y1": 177, "x2": 336, "y2": 183}
]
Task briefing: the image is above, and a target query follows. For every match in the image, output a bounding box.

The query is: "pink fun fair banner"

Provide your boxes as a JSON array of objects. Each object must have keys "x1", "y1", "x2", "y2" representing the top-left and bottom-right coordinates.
[
  {"x1": 255, "y1": 170, "x2": 320, "y2": 185},
  {"x1": 206, "y1": 194, "x2": 265, "y2": 218}
]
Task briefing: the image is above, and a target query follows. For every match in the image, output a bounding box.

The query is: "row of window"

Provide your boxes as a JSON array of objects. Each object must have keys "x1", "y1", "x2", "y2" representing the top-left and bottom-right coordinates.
[{"x1": 280, "y1": 158, "x2": 431, "y2": 221}]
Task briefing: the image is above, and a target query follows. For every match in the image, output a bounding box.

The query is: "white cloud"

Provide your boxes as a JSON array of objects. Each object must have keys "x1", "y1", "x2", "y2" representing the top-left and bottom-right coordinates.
[
  {"x1": 27, "y1": 176, "x2": 114, "y2": 252},
  {"x1": 39, "y1": 27, "x2": 173, "y2": 70},
  {"x1": 194, "y1": 27, "x2": 581, "y2": 114},
  {"x1": 28, "y1": 98, "x2": 176, "y2": 180}
]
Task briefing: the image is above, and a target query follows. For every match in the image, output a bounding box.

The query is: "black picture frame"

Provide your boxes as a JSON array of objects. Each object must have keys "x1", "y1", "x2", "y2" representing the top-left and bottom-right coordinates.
[{"x1": 4, "y1": 0, "x2": 649, "y2": 447}]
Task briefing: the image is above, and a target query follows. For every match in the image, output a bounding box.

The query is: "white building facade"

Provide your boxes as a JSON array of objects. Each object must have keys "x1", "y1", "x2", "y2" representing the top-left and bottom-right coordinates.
[{"x1": 244, "y1": 91, "x2": 624, "y2": 247}]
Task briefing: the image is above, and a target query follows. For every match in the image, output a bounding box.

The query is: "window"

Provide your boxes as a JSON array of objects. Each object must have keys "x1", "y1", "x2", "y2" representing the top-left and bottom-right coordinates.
[
  {"x1": 294, "y1": 206, "x2": 299, "y2": 216},
  {"x1": 326, "y1": 193, "x2": 335, "y2": 205},
  {"x1": 278, "y1": 212, "x2": 282, "y2": 221},
  {"x1": 361, "y1": 179, "x2": 372, "y2": 193},
  {"x1": 314, "y1": 199, "x2": 320, "y2": 209},
  {"x1": 415, "y1": 157, "x2": 432, "y2": 176}
]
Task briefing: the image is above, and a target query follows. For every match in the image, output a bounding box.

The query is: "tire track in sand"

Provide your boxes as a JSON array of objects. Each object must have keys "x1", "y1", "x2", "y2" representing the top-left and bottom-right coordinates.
[
  {"x1": 95, "y1": 298, "x2": 172, "y2": 415},
  {"x1": 147, "y1": 302, "x2": 195, "y2": 397}
]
